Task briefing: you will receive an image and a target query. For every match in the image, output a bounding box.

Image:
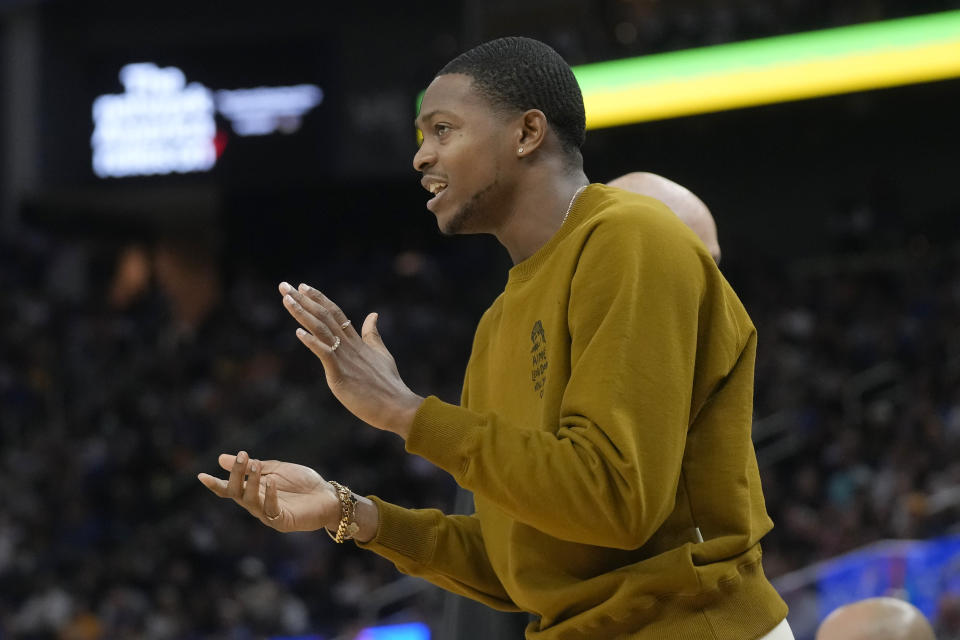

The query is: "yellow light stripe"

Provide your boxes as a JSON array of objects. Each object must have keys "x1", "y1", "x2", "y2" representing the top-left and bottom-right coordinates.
[{"x1": 585, "y1": 40, "x2": 960, "y2": 128}]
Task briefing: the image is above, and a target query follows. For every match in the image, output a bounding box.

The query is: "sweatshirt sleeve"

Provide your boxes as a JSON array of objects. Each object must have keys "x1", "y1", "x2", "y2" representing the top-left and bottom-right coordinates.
[
  {"x1": 405, "y1": 215, "x2": 711, "y2": 549},
  {"x1": 355, "y1": 497, "x2": 520, "y2": 611},
  {"x1": 352, "y1": 348, "x2": 520, "y2": 611}
]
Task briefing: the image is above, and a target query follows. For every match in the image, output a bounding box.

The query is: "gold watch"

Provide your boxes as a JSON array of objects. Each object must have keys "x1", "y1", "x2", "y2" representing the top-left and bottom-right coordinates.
[{"x1": 326, "y1": 481, "x2": 360, "y2": 543}]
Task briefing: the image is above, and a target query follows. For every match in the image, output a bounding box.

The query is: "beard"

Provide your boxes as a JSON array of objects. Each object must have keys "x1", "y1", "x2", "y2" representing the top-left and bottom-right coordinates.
[{"x1": 441, "y1": 175, "x2": 499, "y2": 236}]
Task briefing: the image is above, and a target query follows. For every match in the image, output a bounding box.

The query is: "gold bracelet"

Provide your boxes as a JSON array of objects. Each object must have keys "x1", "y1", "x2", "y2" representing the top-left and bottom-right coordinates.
[{"x1": 325, "y1": 481, "x2": 359, "y2": 543}]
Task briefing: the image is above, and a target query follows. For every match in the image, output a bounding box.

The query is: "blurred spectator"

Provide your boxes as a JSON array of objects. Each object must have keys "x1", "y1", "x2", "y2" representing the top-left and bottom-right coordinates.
[
  {"x1": 606, "y1": 171, "x2": 721, "y2": 263},
  {"x1": 816, "y1": 597, "x2": 936, "y2": 640}
]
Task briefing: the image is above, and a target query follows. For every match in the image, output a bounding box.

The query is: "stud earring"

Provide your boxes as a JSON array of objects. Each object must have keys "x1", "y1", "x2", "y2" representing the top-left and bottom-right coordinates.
[{"x1": 518, "y1": 147, "x2": 524, "y2": 154}]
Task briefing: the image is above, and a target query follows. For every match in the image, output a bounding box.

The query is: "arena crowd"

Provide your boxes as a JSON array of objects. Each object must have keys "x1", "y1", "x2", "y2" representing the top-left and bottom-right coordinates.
[{"x1": 1, "y1": 204, "x2": 958, "y2": 638}]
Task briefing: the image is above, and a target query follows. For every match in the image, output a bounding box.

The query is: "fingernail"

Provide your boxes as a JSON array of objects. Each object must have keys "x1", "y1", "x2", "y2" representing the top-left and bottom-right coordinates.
[
  {"x1": 298, "y1": 283, "x2": 308, "y2": 292},
  {"x1": 296, "y1": 328, "x2": 306, "y2": 338},
  {"x1": 237, "y1": 451, "x2": 246, "y2": 462},
  {"x1": 284, "y1": 295, "x2": 295, "y2": 305},
  {"x1": 249, "y1": 462, "x2": 258, "y2": 473},
  {"x1": 279, "y1": 282, "x2": 291, "y2": 293}
]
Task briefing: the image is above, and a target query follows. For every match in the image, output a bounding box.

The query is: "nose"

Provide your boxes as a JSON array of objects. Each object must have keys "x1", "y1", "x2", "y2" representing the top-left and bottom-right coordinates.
[{"x1": 412, "y1": 140, "x2": 435, "y2": 173}]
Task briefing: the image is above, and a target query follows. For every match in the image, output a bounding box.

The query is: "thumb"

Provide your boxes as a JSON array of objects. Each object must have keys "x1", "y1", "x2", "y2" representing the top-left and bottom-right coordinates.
[{"x1": 361, "y1": 312, "x2": 390, "y2": 356}]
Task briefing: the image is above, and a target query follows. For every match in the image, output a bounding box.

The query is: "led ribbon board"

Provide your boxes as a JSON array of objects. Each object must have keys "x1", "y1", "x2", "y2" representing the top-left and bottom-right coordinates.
[
  {"x1": 575, "y1": 10, "x2": 960, "y2": 128},
  {"x1": 415, "y1": 11, "x2": 960, "y2": 132}
]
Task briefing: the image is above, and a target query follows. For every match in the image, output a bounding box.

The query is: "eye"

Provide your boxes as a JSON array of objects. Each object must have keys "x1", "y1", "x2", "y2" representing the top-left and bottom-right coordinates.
[{"x1": 434, "y1": 123, "x2": 451, "y2": 137}]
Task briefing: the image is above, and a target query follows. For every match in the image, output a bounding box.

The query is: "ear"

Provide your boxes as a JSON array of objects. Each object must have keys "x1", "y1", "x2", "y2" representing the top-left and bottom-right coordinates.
[{"x1": 515, "y1": 109, "x2": 548, "y2": 157}]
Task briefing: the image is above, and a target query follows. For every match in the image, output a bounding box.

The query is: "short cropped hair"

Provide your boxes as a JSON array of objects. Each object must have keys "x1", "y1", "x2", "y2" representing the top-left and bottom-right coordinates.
[{"x1": 438, "y1": 36, "x2": 586, "y2": 155}]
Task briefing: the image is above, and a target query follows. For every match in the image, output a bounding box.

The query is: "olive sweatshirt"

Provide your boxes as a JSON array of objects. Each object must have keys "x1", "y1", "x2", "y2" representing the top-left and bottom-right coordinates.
[{"x1": 359, "y1": 184, "x2": 788, "y2": 639}]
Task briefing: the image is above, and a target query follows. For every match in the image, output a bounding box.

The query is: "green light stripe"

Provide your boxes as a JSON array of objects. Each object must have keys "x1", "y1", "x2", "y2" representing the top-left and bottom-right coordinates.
[
  {"x1": 416, "y1": 11, "x2": 960, "y2": 119},
  {"x1": 573, "y1": 10, "x2": 960, "y2": 91}
]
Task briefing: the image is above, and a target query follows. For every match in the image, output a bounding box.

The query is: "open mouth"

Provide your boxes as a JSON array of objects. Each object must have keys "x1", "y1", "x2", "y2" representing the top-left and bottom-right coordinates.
[{"x1": 426, "y1": 182, "x2": 448, "y2": 211}]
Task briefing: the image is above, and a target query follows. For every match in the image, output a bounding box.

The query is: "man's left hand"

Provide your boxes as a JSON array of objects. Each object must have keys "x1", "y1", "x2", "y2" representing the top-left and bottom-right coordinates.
[{"x1": 279, "y1": 281, "x2": 424, "y2": 439}]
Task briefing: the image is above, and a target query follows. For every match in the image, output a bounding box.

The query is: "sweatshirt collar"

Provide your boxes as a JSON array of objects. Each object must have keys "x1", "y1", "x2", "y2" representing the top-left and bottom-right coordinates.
[{"x1": 507, "y1": 183, "x2": 599, "y2": 283}]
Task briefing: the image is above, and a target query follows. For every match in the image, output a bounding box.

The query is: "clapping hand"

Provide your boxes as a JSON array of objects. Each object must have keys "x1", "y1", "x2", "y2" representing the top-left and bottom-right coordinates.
[
  {"x1": 278, "y1": 282, "x2": 424, "y2": 439},
  {"x1": 197, "y1": 451, "x2": 339, "y2": 533}
]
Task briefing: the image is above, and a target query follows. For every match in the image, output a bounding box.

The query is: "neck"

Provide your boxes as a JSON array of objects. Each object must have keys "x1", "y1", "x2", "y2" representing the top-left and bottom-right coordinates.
[{"x1": 494, "y1": 169, "x2": 589, "y2": 264}]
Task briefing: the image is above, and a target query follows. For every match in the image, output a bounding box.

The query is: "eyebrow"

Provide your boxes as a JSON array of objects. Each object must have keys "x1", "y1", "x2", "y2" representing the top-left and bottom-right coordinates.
[{"x1": 414, "y1": 109, "x2": 446, "y2": 130}]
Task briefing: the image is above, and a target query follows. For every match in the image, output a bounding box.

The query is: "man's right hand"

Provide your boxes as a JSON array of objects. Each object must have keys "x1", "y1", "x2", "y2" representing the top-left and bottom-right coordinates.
[{"x1": 198, "y1": 451, "x2": 339, "y2": 533}]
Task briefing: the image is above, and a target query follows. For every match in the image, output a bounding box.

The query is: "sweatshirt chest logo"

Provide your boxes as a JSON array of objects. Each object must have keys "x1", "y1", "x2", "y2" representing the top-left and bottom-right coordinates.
[{"x1": 531, "y1": 320, "x2": 548, "y2": 398}]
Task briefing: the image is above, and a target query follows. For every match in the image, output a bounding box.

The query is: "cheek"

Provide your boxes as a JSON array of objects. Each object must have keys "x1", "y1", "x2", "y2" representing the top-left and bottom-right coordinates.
[
  {"x1": 443, "y1": 129, "x2": 506, "y2": 187},
  {"x1": 457, "y1": 141, "x2": 500, "y2": 181}
]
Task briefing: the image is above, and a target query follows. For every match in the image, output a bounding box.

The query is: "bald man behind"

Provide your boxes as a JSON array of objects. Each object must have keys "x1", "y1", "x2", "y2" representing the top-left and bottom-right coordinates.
[
  {"x1": 607, "y1": 171, "x2": 722, "y2": 264},
  {"x1": 817, "y1": 598, "x2": 936, "y2": 640}
]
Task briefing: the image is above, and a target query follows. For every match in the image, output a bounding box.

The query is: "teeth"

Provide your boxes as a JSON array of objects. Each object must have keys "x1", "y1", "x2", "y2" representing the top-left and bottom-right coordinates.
[{"x1": 428, "y1": 183, "x2": 447, "y2": 195}]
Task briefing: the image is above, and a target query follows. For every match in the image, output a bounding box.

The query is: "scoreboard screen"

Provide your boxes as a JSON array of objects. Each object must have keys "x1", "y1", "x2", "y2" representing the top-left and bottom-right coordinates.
[
  {"x1": 38, "y1": 6, "x2": 342, "y2": 189},
  {"x1": 91, "y1": 61, "x2": 324, "y2": 179}
]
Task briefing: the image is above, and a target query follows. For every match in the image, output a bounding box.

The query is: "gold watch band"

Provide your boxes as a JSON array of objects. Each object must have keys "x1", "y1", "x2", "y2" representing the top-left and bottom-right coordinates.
[{"x1": 325, "y1": 481, "x2": 359, "y2": 543}]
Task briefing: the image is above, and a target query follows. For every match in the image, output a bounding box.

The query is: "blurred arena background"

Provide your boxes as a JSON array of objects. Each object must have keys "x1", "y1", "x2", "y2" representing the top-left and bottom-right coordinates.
[{"x1": 1, "y1": 0, "x2": 959, "y2": 638}]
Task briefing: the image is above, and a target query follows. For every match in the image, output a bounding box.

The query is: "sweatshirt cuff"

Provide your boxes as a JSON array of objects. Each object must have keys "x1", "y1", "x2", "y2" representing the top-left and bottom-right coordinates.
[
  {"x1": 354, "y1": 496, "x2": 436, "y2": 565},
  {"x1": 404, "y1": 395, "x2": 482, "y2": 479}
]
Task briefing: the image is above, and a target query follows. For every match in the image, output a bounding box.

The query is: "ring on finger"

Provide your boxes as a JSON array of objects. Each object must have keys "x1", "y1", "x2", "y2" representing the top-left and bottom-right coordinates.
[
  {"x1": 331, "y1": 336, "x2": 341, "y2": 352},
  {"x1": 265, "y1": 507, "x2": 283, "y2": 522},
  {"x1": 340, "y1": 320, "x2": 351, "y2": 329}
]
